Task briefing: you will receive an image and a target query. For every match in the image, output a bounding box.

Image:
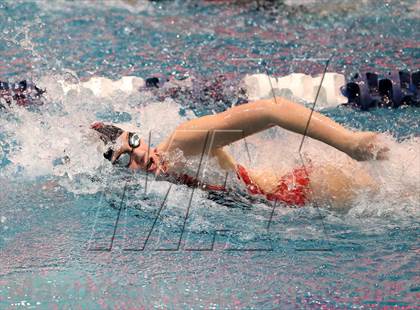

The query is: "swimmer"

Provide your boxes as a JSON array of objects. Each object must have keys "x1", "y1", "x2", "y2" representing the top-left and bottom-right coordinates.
[{"x1": 92, "y1": 96, "x2": 389, "y2": 209}]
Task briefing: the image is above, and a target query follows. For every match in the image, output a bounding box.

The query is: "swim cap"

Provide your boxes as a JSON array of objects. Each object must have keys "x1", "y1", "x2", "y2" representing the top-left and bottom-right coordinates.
[{"x1": 91, "y1": 122, "x2": 124, "y2": 144}]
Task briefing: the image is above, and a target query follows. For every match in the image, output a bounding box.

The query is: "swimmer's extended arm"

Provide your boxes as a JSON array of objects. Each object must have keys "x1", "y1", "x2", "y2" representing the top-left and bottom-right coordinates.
[{"x1": 157, "y1": 97, "x2": 388, "y2": 161}]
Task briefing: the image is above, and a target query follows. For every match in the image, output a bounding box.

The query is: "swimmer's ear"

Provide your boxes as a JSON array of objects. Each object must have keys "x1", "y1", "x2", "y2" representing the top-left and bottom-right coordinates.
[{"x1": 91, "y1": 122, "x2": 124, "y2": 144}]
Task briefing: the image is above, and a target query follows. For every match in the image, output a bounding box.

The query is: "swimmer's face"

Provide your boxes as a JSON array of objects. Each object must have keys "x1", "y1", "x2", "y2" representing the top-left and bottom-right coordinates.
[
  {"x1": 91, "y1": 122, "x2": 159, "y2": 172},
  {"x1": 107, "y1": 132, "x2": 157, "y2": 171}
]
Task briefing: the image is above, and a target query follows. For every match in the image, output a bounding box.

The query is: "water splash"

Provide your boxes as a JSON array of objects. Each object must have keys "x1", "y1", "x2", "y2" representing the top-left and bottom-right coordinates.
[{"x1": 1, "y1": 73, "x2": 419, "y2": 224}]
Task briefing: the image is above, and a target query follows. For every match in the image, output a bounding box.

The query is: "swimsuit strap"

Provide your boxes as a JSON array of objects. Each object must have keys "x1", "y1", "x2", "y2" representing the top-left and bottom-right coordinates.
[{"x1": 235, "y1": 164, "x2": 264, "y2": 195}]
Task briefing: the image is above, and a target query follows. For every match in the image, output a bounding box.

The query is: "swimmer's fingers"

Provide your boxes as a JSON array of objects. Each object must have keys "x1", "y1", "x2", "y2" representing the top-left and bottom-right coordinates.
[
  {"x1": 352, "y1": 132, "x2": 390, "y2": 161},
  {"x1": 374, "y1": 145, "x2": 390, "y2": 160},
  {"x1": 369, "y1": 133, "x2": 390, "y2": 160}
]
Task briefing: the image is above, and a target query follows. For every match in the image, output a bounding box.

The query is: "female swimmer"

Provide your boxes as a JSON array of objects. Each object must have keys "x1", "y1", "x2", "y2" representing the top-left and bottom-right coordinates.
[{"x1": 92, "y1": 96, "x2": 389, "y2": 208}]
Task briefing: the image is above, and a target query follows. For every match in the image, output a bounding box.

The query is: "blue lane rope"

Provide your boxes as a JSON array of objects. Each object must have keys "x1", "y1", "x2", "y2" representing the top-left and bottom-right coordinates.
[{"x1": 341, "y1": 70, "x2": 420, "y2": 110}]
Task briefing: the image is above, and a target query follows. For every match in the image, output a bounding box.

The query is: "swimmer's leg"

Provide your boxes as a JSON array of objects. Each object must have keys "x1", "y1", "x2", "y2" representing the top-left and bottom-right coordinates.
[
  {"x1": 308, "y1": 163, "x2": 378, "y2": 210},
  {"x1": 264, "y1": 97, "x2": 389, "y2": 161}
]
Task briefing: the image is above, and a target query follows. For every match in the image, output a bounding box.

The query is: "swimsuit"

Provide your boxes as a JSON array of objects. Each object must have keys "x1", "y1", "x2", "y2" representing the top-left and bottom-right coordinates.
[
  {"x1": 235, "y1": 164, "x2": 312, "y2": 206},
  {"x1": 157, "y1": 150, "x2": 312, "y2": 206}
]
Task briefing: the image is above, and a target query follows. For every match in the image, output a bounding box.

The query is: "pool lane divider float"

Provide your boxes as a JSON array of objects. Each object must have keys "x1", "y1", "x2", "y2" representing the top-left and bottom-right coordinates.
[
  {"x1": 342, "y1": 71, "x2": 420, "y2": 110},
  {"x1": 0, "y1": 80, "x2": 45, "y2": 107},
  {"x1": 1, "y1": 71, "x2": 419, "y2": 110},
  {"x1": 243, "y1": 71, "x2": 420, "y2": 110}
]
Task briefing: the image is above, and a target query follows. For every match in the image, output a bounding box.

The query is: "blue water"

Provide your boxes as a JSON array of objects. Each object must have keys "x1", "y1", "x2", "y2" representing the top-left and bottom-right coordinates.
[{"x1": 0, "y1": 0, "x2": 419, "y2": 308}]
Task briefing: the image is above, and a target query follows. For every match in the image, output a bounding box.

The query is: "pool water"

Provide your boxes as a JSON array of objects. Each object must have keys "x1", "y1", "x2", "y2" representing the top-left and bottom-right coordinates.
[{"x1": 0, "y1": 0, "x2": 419, "y2": 308}]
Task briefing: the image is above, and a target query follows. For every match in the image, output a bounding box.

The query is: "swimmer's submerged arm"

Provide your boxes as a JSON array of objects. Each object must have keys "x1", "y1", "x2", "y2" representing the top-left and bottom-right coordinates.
[{"x1": 211, "y1": 148, "x2": 237, "y2": 171}]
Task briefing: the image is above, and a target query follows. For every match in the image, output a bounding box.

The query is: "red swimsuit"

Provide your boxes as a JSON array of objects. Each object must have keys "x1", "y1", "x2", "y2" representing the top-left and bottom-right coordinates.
[
  {"x1": 163, "y1": 163, "x2": 312, "y2": 207},
  {"x1": 235, "y1": 164, "x2": 312, "y2": 207}
]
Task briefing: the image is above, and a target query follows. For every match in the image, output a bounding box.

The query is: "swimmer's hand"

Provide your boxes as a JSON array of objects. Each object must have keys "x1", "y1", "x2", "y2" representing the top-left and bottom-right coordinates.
[{"x1": 348, "y1": 132, "x2": 390, "y2": 161}]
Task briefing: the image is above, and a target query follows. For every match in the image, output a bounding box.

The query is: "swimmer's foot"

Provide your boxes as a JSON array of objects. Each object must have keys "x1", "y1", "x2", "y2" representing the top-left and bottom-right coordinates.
[{"x1": 348, "y1": 132, "x2": 390, "y2": 161}]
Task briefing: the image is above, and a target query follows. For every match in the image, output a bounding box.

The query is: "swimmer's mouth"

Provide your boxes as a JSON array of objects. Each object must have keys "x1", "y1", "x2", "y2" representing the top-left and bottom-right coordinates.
[
  {"x1": 103, "y1": 148, "x2": 113, "y2": 161},
  {"x1": 146, "y1": 157, "x2": 155, "y2": 170}
]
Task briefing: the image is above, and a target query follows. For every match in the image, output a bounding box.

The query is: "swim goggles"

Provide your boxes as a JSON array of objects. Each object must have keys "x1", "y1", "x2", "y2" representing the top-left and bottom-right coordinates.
[{"x1": 104, "y1": 132, "x2": 141, "y2": 167}]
